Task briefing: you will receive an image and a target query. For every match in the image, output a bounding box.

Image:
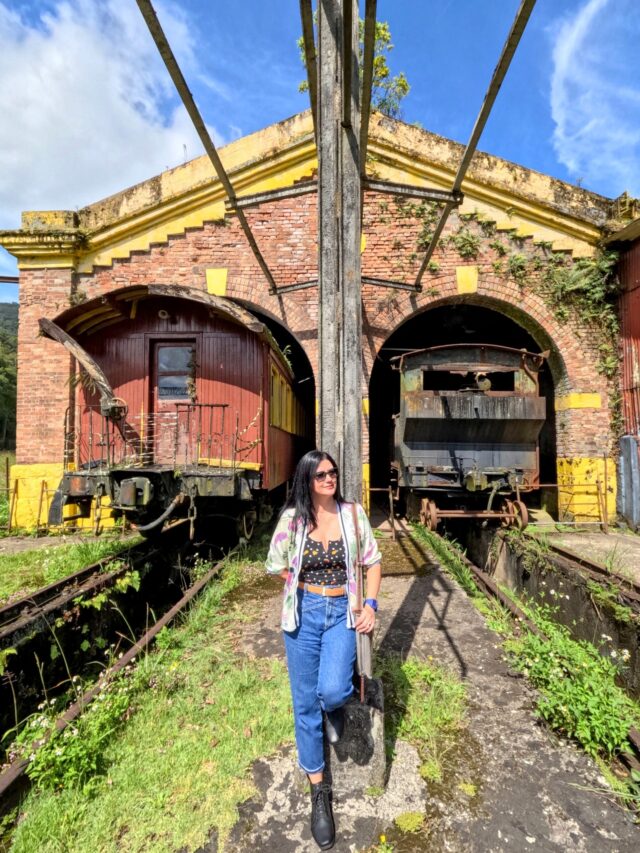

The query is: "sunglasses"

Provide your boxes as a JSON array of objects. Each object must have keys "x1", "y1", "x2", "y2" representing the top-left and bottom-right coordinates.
[{"x1": 314, "y1": 467, "x2": 339, "y2": 482}]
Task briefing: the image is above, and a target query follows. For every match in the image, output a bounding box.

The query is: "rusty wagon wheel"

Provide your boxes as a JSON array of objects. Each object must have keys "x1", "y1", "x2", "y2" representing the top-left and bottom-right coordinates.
[
  {"x1": 513, "y1": 500, "x2": 529, "y2": 530},
  {"x1": 419, "y1": 498, "x2": 439, "y2": 531},
  {"x1": 500, "y1": 499, "x2": 515, "y2": 527}
]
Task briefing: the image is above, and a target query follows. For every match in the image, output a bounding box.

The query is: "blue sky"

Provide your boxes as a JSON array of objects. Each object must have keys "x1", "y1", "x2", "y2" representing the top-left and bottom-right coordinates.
[{"x1": 1, "y1": 0, "x2": 639, "y2": 302}]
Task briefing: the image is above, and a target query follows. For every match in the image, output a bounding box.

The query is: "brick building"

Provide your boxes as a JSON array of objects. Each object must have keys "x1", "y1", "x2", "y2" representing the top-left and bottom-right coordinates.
[{"x1": 0, "y1": 111, "x2": 631, "y2": 526}]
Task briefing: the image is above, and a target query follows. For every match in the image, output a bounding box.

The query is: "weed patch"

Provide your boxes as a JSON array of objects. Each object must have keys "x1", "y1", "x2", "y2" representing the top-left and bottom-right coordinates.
[{"x1": 376, "y1": 654, "x2": 467, "y2": 784}]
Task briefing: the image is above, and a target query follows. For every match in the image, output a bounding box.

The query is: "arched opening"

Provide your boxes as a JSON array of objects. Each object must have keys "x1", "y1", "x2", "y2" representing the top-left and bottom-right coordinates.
[{"x1": 369, "y1": 302, "x2": 558, "y2": 517}]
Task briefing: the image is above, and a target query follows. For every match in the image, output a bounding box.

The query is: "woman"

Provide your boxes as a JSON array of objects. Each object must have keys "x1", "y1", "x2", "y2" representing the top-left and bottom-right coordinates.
[{"x1": 266, "y1": 450, "x2": 382, "y2": 850}]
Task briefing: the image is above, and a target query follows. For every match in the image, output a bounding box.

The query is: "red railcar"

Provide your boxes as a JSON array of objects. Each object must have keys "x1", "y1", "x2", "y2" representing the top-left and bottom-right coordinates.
[{"x1": 42, "y1": 285, "x2": 311, "y2": 537}]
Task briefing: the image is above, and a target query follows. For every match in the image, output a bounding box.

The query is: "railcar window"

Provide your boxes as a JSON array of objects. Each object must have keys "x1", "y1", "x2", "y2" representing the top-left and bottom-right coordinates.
[
  {"x1": 421, "y1": 370, "x2": 515, "y2": 392},
  {"x1": 157, "y1": 345, "x2": 194, "y2": 399}
]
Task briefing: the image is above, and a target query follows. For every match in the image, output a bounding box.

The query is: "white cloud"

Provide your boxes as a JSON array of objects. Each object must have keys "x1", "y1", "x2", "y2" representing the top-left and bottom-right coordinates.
[
  {"x1": 549, "y1": 0, "x2": 640, "y2": 198},
  {"x1": 0, "y1": 0, "x2": 228, "y2": 230}
]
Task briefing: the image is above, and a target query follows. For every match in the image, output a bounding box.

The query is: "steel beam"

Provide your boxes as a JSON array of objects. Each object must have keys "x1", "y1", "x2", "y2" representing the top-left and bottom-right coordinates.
[
  {"x1": 360, "y1": 0, "x2": 377, "y2": 174},
  {"x1": 362, "y1": 276, "x2": 420, "y2": 292},
  {"x1": 135, "y1": 0, "x2": 279, "y2": 294},
  {"x1": 318, "y1": 0, "x2": 362, "y2": 501},
  {"x1": 364, "y1": 178, "x2": 462, "y2": 205},
  {"x1": 415, "y1": 0, "x2": 537, "y2": 288},
  {"x1": 299, "y1": 0, "x2": 319, "y2": 139},
  {"x1": 226, "y1": 181, "x2": 318, "y2": 211}
]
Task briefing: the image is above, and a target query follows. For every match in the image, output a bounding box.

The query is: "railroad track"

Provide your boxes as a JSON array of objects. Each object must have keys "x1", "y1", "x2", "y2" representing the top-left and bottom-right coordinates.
[{"x1": 0, "y1": 539, "x2": 155, "y2": 645}]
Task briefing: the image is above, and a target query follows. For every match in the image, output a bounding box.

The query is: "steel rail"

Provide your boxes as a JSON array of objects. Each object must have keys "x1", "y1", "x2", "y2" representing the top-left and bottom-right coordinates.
[
  {"x1": 135, "y1": 0, "x2": 279, "y2": 294},
  {"x1": 415, "y1": 0, "x2": 537, "y2": 288},
  {"x1": 0, "y1": 548, "x2": 235, "y2": 799},
  {"x1": 299, "y1": 0, "x2": 318, "y2": 140}
]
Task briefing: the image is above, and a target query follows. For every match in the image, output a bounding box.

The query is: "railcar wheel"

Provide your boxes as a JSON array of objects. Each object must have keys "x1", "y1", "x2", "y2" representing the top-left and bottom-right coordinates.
[
  {"x1": 238, "y1": 510, "x2": 256, "y2": 541},
  {"x1": 513, "y1": 500, "x2": 529, "y2": 530},
  {"x1": 500, "y1": 500, "x2": 514, "y2": 527},
  {"x1": 419, "y1": 498, "x2": 439, "y2": 531}
]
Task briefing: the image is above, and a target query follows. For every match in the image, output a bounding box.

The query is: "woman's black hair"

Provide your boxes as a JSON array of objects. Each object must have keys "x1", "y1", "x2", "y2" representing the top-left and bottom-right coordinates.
[{"x1": 283, "y1": 449, "x2": 343, "y2": 531}]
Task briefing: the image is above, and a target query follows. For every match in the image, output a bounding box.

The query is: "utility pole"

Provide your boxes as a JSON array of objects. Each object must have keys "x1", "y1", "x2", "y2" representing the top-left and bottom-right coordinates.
[{"x1": 317, "y1": 0, "x2": 362, "y2": 501}]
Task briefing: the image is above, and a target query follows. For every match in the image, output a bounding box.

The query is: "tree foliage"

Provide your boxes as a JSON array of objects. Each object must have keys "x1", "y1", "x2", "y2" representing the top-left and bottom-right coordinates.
[{"x1": 298, "y1": 17, "x2": 409, "y2": 119}]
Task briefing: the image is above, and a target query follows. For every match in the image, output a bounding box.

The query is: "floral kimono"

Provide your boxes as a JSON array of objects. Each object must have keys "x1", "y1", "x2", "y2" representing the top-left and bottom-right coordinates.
[{"x1": 265, "y1": 501, "x2": 382, "y2": 632}]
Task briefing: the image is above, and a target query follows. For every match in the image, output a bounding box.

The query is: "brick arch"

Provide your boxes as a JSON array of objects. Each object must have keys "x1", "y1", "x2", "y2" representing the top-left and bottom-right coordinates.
[{"x1": 363, "y1": 279, "x2": 606, "y2": 402}]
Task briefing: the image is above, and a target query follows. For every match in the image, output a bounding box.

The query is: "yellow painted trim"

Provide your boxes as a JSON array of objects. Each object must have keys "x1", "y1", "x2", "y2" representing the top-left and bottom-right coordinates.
[
  {"x1": 197, "y1": 458, "x2": 262, "y2": 471},
  {"x1": 360, "y1": 233, "x2": 367, "y2": 254},
  {"x1": 556, "y1": 456, "x2": 616, "y2": 522},
  {"x1": 362, "y1": 463, "x2": 370, "y2": 514},
  {"x1": 362, "y1": 397, "x2": 369, "y2": 416},
  {"x1": 456, "y1": 266, "x2": 478, "y2": 294},
  {"x1": 555, "y1": 394, "x2": 602, "y2": 411},
  {"x1": 206, "y1": 268, "x2": 228, "y2": 297}
]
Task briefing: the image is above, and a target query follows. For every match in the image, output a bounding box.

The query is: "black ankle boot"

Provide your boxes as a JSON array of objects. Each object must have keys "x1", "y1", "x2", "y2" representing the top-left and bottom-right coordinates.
[
  {"x1": 325, "y1": 707, "x2": 344, "y2": 744},
  {"x1": 310, "y1": 781, "x2": 335, "y2": 850}
]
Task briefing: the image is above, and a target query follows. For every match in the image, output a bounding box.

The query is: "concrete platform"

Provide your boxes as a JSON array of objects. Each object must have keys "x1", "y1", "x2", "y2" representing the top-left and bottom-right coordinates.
[{"x1": 228, "y1": 540, "x2": 639, "y2": 852}]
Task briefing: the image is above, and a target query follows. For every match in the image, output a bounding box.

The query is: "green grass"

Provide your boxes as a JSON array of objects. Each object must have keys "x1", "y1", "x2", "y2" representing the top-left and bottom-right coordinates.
[
  {"x1": 7, "y1": 543, "x2": 294, "y2": 853},
  {"x1": 0, "y1": 537, "x2": 140, "y2": 605},
  {"x1": 377, "y1": 654, "x2": 467, "y2": 784},
  {"x1": 0, "y1": 450, "x2": 15, "y2": 529}
]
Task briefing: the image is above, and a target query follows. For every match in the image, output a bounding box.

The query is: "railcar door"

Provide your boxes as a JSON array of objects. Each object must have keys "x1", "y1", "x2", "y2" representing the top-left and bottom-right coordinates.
[{"x1": 150, "y1": 340, "x2": 196, "y2": 465}]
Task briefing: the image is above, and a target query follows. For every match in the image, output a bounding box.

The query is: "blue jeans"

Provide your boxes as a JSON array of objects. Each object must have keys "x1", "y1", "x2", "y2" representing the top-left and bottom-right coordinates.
[{"x1": 283, "y1": 588, "x2": 356, "y2": 773}]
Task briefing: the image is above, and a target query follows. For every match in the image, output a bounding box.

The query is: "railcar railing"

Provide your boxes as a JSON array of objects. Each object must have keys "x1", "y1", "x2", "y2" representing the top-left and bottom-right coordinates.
[{"x1": 63, "y1": 402, "x2": 262, "y2": 473}]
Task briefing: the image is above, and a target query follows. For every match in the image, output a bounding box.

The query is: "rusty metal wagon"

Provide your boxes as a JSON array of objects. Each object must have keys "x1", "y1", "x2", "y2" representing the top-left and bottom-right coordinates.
[{"x1": 390, "y1": 343, "x2": 549, "y2": 530}]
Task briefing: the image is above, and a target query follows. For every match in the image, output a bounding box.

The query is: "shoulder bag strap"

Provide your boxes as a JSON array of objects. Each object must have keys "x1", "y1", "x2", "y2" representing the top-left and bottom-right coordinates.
[{"x1": 351, "y1": 502, "x2": 364, "y2": 613}]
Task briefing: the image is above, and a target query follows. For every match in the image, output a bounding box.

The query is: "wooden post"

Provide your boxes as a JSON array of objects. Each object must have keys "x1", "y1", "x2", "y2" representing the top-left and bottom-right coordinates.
[{"x1": 317, "y1": 0, "x2": 362, "y2": 502}]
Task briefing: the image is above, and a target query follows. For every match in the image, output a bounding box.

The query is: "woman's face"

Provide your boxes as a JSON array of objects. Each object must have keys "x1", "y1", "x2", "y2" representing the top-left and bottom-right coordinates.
[{"x1": 311, "y1": 458, "x2": 338, "y2": 499}]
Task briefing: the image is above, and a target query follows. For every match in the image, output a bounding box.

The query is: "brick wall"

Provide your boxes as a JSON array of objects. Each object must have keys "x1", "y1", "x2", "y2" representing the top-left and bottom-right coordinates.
[{"x1": 18, "y1": 193, "x2": 614, "y2": 466}]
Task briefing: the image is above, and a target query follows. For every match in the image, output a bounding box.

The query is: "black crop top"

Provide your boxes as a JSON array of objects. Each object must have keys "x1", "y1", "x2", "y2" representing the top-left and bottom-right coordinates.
[{"x1": 299, "y1": 534, "x2": 348, "y2": 586}]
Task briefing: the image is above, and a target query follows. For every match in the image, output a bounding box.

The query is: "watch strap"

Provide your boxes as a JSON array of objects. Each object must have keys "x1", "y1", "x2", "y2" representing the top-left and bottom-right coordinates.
[{"x1": 364, "y1": 598, "x2": 378, "y2": 612}]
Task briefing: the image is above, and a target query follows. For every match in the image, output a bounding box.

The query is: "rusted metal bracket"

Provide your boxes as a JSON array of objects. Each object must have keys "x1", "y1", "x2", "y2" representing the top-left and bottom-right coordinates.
[
  {"x1": 415, "y1": 0, "x2": 537, "y2": 288},
  {"x1": 135, "y1": 0, "x2": 280, "y2": 294}
]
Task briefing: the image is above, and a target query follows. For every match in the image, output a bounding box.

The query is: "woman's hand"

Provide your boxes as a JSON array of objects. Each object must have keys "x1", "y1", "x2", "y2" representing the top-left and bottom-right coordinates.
[
  {"x1": 279, "y1": 569, "x2": 289, "y2": 581},
  {"x1": 355, "y1": 604, "x2": 376, "y2": 634}
]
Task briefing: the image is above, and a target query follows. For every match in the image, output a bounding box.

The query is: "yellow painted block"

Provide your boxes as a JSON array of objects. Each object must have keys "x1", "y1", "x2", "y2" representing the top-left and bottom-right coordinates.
[
  {"x1": 360, "y1": 233, "x2": 367, "y2": 254},
  {"x1": 9, "y1": 463, "x2": 116, "y2": 531},
  {"x1": 456, "y1": 266, "x2": 478, "y2": 294},
  {"x1": 362, "y1": 463, "x2": 370, "y2": 514},
  {"x1": 206, "y1": 268, "x2": 228, "y2": 296},
  {"x1": 10, "y1": 463, "x2": 63, "y2": 529},
  {"x1": 555, "y1": 394, "x2": 602, "y2": 411},
  {"x1": 362, "y1": 397, "x2": 369, "y2": 416},
  {"x1": 556, "y1": 457, "x2": 616, "y2": 522},
  {"x1": 495, "y1": 221, "x2": 517, "y2": 231}
]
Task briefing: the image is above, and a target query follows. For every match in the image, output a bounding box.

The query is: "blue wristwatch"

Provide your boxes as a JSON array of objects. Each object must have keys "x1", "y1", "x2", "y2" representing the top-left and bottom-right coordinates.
[{"x1": 364, "y1": 598, "x2": 378, "y2": 612}]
